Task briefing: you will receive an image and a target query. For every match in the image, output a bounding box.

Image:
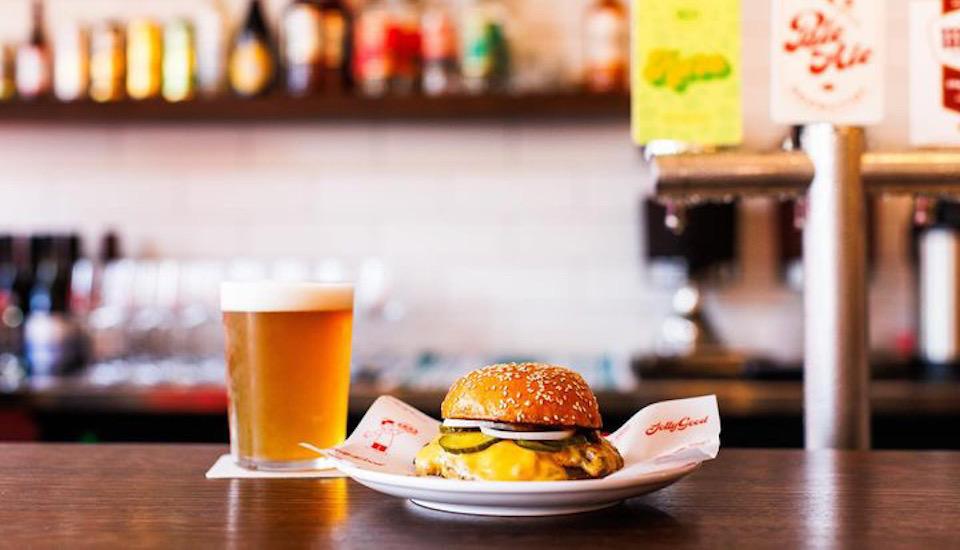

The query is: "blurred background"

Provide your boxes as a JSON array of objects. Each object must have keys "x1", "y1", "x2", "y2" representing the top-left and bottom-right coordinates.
[{"x1": 0, "y1": 0, "x2": 955, "y2": 448}]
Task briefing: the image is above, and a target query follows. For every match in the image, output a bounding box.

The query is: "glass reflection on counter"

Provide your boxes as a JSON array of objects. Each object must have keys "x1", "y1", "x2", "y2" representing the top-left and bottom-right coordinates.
[{"x1": 226, "y1": 478, "x2": 349, "y2": 548}]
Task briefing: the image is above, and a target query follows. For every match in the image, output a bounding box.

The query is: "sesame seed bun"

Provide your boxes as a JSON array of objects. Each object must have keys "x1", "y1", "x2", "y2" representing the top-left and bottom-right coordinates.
[{"x1": 440, "y1": 362, "x2": 603, "y2": 429}]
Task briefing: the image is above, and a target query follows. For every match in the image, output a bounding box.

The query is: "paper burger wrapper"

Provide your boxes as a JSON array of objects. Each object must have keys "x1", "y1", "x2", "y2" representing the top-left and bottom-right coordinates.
[{"x1": 308, "y1": 395, "x2": 720, "y2": 478}]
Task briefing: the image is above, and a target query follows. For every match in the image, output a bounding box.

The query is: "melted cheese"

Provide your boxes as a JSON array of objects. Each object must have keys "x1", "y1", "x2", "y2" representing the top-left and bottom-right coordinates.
[{"x1": 413, "y1": 435, "x2": 623, "y2": 481}]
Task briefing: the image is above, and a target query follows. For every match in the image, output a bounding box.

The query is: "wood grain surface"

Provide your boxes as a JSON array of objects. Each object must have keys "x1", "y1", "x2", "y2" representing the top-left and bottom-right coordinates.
[{"x1": 0, "y1": 444, "x2": 956, "y2": 548}]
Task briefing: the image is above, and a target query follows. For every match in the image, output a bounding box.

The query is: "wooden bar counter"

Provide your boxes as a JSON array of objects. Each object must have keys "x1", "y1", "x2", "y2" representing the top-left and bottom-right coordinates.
[{"x1": 0, "y1": 444, "x2": 956, "y2": 548}]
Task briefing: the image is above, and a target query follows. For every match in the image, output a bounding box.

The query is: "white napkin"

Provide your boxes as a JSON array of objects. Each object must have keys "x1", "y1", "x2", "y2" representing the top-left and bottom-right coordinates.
[
  {"x1": 315, "y1": 394, "x2": 721, "y2": 477},
  {"x1": 205, "y1": 454, "x2": 347, "y2": 479}
]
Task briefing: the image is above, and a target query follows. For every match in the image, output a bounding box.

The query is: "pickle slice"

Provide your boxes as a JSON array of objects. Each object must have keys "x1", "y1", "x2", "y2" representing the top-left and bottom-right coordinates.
[
  {"x1": 515, "y1": 435, "x2": 588, "y2": 453},
  {"x1": 515, "y1": 440, "x2": 564, "y2": 452},
  {"x1": 438, "y1": 433, "x2": 499, "y2": 454},
  {"x1": 560, "y1": 434, "x2": 587, "y2": 447},
  {"x1": 439, "y1": 425, "x2": 480, "y2": 434}
]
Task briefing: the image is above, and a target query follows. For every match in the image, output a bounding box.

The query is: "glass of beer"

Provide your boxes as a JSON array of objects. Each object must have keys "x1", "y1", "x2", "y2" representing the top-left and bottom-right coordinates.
[{"x1": 221, "y1": 281, "x2": 353, "y2": 471}]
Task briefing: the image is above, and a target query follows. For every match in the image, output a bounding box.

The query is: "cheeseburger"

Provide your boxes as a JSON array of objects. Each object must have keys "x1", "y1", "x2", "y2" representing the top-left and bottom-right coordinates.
[{"x1": 414, "y1": 362, "x2": 624, "y2": 481}]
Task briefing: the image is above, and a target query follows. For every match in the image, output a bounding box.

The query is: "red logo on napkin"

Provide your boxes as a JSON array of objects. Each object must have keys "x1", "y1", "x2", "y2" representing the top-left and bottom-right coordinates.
[
  {"x1": 363, "y1": 418, "x2": 419, "y2": 453},
  {"x1": 645, "y1": 416, "x2": 709, "y2": 436}
]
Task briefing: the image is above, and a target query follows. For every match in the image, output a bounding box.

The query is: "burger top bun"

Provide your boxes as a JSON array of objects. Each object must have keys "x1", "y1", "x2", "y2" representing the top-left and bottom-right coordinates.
[{"x1": 440, "y1": 362, "x2": 603, "y2": 429}]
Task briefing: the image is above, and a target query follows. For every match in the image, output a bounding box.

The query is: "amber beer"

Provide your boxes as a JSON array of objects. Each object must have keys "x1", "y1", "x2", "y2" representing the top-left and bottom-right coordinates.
[{"x1": 221, "y1": 282, "x2": 353, "y2": 470}]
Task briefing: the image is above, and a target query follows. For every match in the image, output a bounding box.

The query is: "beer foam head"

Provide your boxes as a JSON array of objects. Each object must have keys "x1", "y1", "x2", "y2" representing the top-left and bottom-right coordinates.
[{"x1": 220, "y1": 281, "x2": 354, "y2": 312}]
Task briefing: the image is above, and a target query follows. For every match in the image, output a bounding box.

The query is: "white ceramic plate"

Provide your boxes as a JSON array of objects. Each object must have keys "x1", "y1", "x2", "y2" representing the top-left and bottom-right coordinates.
[{"x1": 338, "y1": 461, "x2": 700, "y2": 517}]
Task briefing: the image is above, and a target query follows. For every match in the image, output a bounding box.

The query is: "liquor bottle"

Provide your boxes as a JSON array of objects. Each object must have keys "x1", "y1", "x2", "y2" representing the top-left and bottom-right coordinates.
[
  {"x1": 421, "y1": 0, "x2": 458, "y2": 96},
  {"x1": 53, "y1": 21, "x2": 89, "y2": 102},
  {"x1": 162, "y1": 19, "x2": 197, "y2": 102},
  {"x1": 283, "y1": 0, "x2": 325, "y2": 96},
  {"x1": 354, "y1": 0, "x2": 420, "y2": 96},
  {"x1": 196, "y1": 1, "x2": 228, "y2": 97},
  {"x1": 68, "y1": 254, "x2": 94, "y2": 333},
  {"x1": 86, "y1": 232, "x2": 125, "y2": 365},
  {"x1": 99, "y1": 231, "x2": 121, "y2": 265},
  {"x1": 0, "y1": 46, "x2": 14, "y2": 100},
  {"x1": 0, "y1": 236, "x2": 27, "y2": 361},
  {"x1": 89, "y1": 22, "x2": 125, "y2": 102},
  {"x1": 461, "y1": 0, "x2": 509, "y2": 94},
  {"x1": 127, "y1": 18, "x2": 163, "y2": 100},
  {"x1": 354, "y1": 0, "x2": 390, "y2": 96},
  {"x1": 319, "y1": 0, "x2": 352, "y2": 92},
  {"x1": 15, "y1": 0, "x2": 51, "y2": 100},
  {"x1": 387, "y1": 0, "x2": 420, "y2": 95},
  {"x1": 24, "y1": 236, "x2": 83, "y2": 377},
  {"x1": 229, "y1": 0, "x2": 277, "y2": 98},
  {"x1": 583, "y1": 0, "x2": 628, "y2": 93}
]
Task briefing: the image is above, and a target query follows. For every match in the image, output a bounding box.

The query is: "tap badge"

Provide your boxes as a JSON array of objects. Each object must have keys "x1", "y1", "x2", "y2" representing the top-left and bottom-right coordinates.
[
  {"x1": 927, "y1": 1, "x2": 960, "y2": 113},
  {"x1": 630, "y1": 0, "x2": 742, "y2": 147},
  {"x1": 907, "y1": 0, "x2": 960, "y2": 145},
  {"x1": 771, "y1": 0, "x2": 885, "y2": 125}
]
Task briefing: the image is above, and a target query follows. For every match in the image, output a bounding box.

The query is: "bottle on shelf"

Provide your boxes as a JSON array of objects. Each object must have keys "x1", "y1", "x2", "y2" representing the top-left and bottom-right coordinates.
[
  {"x1": 353, "y1": 0, "x2": 390, "y2": 96},
  {"x1": 319, "y1": 0, "x2": 353, "y2": 93},
  {"x1": 0, "y1": 46, "x2": 14, "y2": 101},
  {"x1": 354, "y1": 0, "x2": 420, "y2": 96},
  {"x1": 283, "y1": 0, "x2": 325, "y2": 96},
  {"x1": 15, "y1": 0, "x2": 51, "y2": 100},
  {"x1": 25, "y1": 236, "x2": 61, "y2": 315},
  {"x1": 420, "y1": 0, "x2": 459, "y2": 96},
  {"x1": 583, "y1": 0, "x2": 628, "y2": 94},
  {"x1": 99, "y1": 231, "x2": 122, "y2": 266},
  {"x1": 24, "y1": 236, "x2": 84, "y2": 377},
  {"x1": 0, "y1": 236, "x2": 27, "y2": 363},
  {"x1": 461, "y1": 0, "x2": 510, "y2": 94},
  {"x1": 87, "y1": 231, "x2": 126, "y2": 365},
  {"x1": 53, "y1": 21, "x2": 89, "y2": 102},
  {"x1": 229, "y1": 0, "x2": 277, "y2": 98},
  {"x1": 89, "y1": 21, "x2": 125, "y2": 103},
  {"x1": 126, "y1": 18, "x2": 163, "y2": 100},
  {"x1": 195, "y1": 1, "x2": 228, "y2": 97},
  {"x1": 162, "y1": 19, "x2": 197, "y2": 102},
  {"x1": 387, "y1": 0, "x2": 421, "y2": 95},
  {"x1": 69, "y1": 238, "x2": 96, "y2": 322}
]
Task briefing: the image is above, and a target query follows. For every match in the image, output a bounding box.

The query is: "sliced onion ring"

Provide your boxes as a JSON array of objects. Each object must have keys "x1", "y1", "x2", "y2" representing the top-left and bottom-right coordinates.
[
  {"x1": 485, "y1": 422, "x2": 538, "y2": 431},
  {"x1": 479, "y1": 426, "x2": 575, "y2": 441}
]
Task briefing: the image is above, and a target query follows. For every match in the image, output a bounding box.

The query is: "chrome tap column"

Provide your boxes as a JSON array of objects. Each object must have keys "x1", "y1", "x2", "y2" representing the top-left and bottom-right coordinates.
[{"x1": 801, "y1": 124, "x2": 870, "y2": 450}]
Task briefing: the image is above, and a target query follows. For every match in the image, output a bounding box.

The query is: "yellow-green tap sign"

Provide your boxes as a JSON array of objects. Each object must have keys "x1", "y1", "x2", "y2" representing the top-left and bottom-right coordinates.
[{"x1": 631, "y1": 0, "x2": 743, "y2": 146}]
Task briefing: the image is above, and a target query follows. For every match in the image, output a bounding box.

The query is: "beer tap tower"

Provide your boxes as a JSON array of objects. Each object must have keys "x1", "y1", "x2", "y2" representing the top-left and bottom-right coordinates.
[{"x1": 651, "y1": 130, "x2": 960, "y2": 450}]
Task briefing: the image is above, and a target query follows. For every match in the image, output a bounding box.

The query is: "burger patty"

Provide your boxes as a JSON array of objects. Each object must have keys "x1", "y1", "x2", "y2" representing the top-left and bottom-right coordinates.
[{"x1": 414, "y1": 434, "x2": 624, "y2": 481}]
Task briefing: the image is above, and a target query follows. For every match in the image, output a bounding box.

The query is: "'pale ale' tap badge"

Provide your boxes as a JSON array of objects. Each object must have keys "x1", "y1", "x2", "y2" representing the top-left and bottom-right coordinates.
[
  {"x1": 771, "y1": 0, "x2": 885, "y2": 125},
  {"x1": 909, "y1": 0, "x2": 960, "y2": 145}
]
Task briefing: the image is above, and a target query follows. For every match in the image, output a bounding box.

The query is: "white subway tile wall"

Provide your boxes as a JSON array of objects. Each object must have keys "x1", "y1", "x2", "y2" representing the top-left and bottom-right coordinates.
[
  {"x1": 0, "y1": 119, "x2": 916, "y2": 361},
  {"x1": 0, "y1": 121, "x2": 680, "y2": 356}
]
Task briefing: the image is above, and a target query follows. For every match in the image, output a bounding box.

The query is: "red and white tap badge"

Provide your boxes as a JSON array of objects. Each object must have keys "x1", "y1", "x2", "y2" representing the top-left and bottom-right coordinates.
[
  {"x1": 909, "y1": 0, "x2": 960, "y2": 145},
  {"x1": 938, "y1": 1, "x2": 960, "y2": 113},
  {"x1": 771, "y1": 0, "x2": 885, "y2": 125}
]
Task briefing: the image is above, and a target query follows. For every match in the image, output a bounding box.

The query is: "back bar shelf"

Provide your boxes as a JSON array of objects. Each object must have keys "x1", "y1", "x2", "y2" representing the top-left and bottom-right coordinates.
[{"x1": 0, "y1": 93, "x2": 629, "y2": 123}]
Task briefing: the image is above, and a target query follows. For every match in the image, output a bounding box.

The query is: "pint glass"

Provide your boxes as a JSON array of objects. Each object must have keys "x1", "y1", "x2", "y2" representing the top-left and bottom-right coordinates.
[{"x1": 221, "y1": 282, "x2": 353, "y2": 470}]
